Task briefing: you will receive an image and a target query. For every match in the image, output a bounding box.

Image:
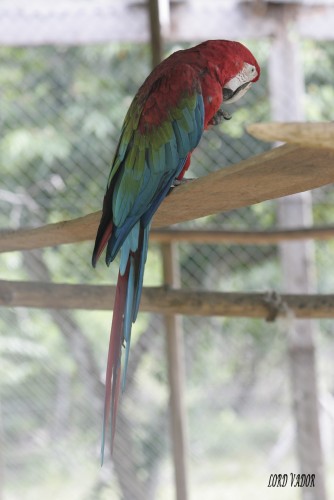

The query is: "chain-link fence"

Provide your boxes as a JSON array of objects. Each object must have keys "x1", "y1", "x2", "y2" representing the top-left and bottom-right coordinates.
[{"x1": 1, "y1": 26, "x2": 334, "y2": 500}]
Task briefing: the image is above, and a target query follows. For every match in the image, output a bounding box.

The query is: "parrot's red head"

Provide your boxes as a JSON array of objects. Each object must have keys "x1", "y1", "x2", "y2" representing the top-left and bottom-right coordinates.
[
  {"x1": 196, "y1": 40, "x2": 260, "y2": 105},
  {"x1": 217, "y1": 40, "x2": 260, "y2": 104}
]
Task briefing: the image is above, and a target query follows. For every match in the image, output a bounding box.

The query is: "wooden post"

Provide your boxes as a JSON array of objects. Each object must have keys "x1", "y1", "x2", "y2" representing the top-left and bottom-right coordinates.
[
  {"x1": 269, "y1": 7, "x2": 327, "y2": 499},
  {"x1": 0, "y1": 400, "x2": 4, "y2": 500},
  {"x1": 148, "y1": 0, "x2": 162, "y2": 68},
  {"x1": 148, "y1": 2, "x2": 189, "y2": 498},
  {"x1": 162, "y1": 244, "x2": 189, "y2": 500}
]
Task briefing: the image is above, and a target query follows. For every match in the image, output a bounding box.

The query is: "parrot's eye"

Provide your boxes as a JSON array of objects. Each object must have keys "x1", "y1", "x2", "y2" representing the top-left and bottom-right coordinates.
[{"x1": 244, "y1": 63, "x2": 257, "y2": 80}]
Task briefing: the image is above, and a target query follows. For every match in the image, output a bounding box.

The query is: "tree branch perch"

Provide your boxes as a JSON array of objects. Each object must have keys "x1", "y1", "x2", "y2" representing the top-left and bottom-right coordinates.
[
  {"x1": 1, "y1": 144, "x2": 334, "y2": 253},
  {"x1": 1, "y1": 280, "x2": 334, "y2": 319},
  {"x1": 247, "y1": 122, "x2": 334, "y2": 149}
]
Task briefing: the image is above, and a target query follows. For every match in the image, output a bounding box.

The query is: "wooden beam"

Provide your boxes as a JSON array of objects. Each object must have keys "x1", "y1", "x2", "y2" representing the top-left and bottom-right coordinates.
[
  {"x1": 0, "y1": 1, "x2": 274, "y2": 46},
  {"x1": 0, "y1": 2, "x2": 150, "y2": 46},
  {"x1": 171, "y1": 3, "x2": 334, "y2": 42},
  {"x1": 247, "y1": 122, "x2": 334, "y2": 149},
  {"x1": 169, "y1": 1, "x2": 278, "y2": 41},
  {"x1": 1, "y1": 2, "x2": 334, "y2": 46},
  {"x1": 1, "y1": 279, "x2": 334, "y2": 319},
  {"x1": 2, "y1": 225, "x2": 334, "y2": 255},
  {"x1": 150, "y1": 226, "x2": 334, "y2": 245},
  {"x1": 1, "y1": 144, "x2": 334, "y2": 254},
  {"x1": 298, "y1": 4, "x2": 334, "y2": 40}
]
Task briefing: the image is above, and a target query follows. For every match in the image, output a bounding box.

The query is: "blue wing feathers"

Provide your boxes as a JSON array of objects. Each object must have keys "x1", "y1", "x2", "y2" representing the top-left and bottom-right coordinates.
[
  {"x1": 182, "y1": 106, "x2": 195, "y2": 132},
  {"x1": 103, "y1": 92, "x2": 204, "y2": 267},
  {"x1": 172, "y1": 120, "x2": 190, "y2": 157}
]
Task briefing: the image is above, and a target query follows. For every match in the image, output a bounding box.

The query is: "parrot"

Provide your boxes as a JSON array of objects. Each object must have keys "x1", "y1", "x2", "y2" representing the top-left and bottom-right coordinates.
[{"x1": 92, "y1": 39, "x2": 260, "y2": 462}]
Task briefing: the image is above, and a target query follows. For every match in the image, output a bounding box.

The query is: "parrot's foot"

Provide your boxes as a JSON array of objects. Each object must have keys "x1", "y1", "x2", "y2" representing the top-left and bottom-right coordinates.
[
  {"x1": 168, "y1": 177, "x2": 195, "y2": 195},
  {"x1": 172, "y1": 177, "x2": 195, "y2": 187},
  {"x1": 210, "y1": 108, "x2": 232, "y2": 125}
]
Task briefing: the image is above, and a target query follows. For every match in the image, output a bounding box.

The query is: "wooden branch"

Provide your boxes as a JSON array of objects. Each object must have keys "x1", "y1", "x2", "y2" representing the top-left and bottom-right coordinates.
[
  {"x1": 247, "y1": 122, "x2": 334, "y2": 149},
  {"x1": 151, "y1": 226, "x2": 334, "y2": 245},
  {"x1": 1, "y1": 279, "x2": 334, "y2": 319},
  {"x1": 1, "y1": 144, "x2": 334, "y2": 254}
]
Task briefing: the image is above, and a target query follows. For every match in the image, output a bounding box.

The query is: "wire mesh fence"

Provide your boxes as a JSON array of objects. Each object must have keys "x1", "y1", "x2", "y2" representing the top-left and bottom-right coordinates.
[{"x1": 1, "y1": 33, "x2": 334, "y2": 500}]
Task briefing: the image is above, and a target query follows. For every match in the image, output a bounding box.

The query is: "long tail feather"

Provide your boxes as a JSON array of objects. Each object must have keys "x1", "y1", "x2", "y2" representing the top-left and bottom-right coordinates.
[
  {"x1": 101, "y1": 263, "x2": 129, "y2": 465},
  {"x1": 101, "y1": 223, "x2": 150, "y2": 462},
  {"x1": 120, "y1": 225, "x2": 150, "y2": 391}
]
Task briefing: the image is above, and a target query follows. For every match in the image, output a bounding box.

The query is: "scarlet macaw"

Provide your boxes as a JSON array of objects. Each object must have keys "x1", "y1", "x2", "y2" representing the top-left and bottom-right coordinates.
[{"x1": 92, "y1": 40, "x2": 260, "y2": 461}]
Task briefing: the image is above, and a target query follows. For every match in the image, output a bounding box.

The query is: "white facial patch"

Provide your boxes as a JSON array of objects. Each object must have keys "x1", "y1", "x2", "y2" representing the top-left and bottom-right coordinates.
[{"x1": 223, "y1": 62, "x2": 258, "y2": 104}]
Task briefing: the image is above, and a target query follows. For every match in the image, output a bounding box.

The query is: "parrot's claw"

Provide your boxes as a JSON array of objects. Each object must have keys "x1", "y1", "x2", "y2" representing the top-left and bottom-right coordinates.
[
  {"x1": 210, "y1": 108, "x2": 232, "y2": 125},
  {"x1": 172, "y1": 177, "x2": 195, "y2": 187}
]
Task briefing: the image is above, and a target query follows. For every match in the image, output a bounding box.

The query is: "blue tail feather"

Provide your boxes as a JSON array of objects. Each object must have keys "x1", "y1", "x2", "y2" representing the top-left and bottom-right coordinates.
[
  {"x1": 120, "y1": 224, "x2": 150, "y2": 393},
  {"x1": 133, "y1": 224, "x2": 150, "y2": 321},
  {"x1": 122, "y1": 255, "x2": 135, "y2": 391}
]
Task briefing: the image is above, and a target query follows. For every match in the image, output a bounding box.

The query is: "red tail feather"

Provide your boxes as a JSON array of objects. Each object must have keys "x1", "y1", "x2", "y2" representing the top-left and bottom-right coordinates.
[{"x1": 101, "y1": 263, "x2": 130, "y2": 462}]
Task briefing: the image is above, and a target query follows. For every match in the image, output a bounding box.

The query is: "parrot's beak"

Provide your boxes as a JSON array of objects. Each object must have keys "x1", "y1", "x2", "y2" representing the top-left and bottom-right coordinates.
[
  {"x1": 223, "y1": 61, "x2": 259, "y2": 104},
  {"x1": 223, "y1": 81, "x2": 252, "y2": 104}
]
